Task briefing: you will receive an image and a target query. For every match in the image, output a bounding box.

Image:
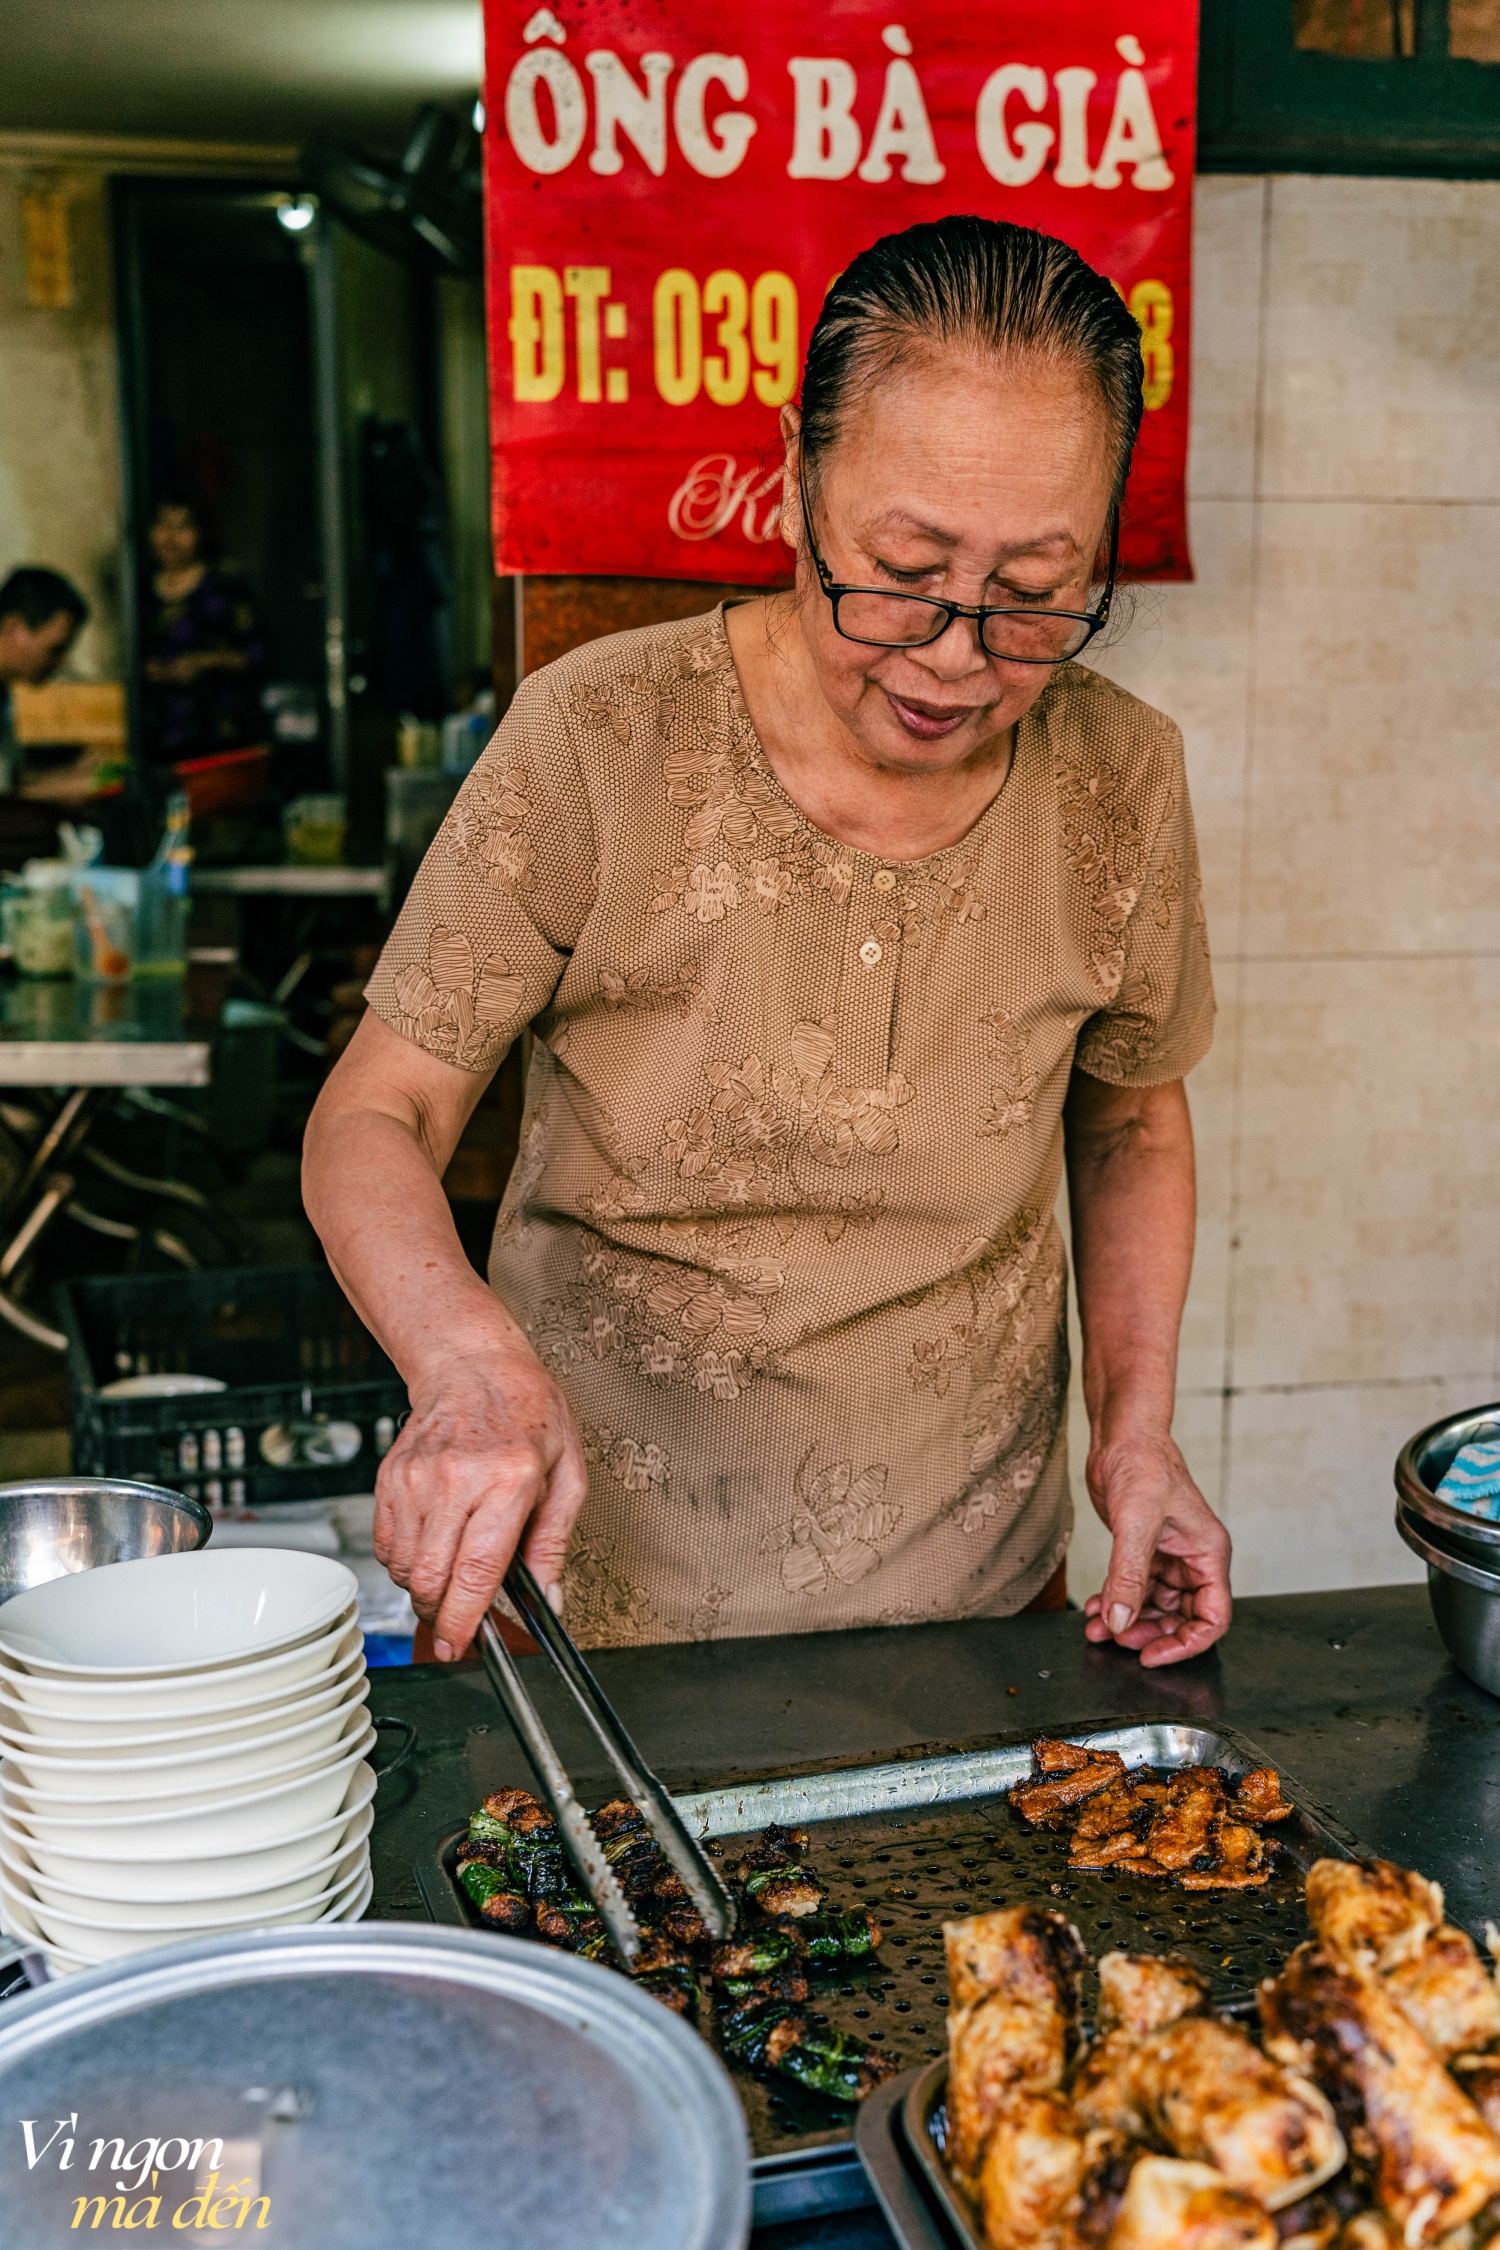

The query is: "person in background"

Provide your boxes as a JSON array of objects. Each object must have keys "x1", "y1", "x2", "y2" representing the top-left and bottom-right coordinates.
[
  {"x1": 0, "y1": 568, "x2": 89, "y2": 794},
  {"x1": 140, "y1": 496, "x2": 269, "y2": 766}
]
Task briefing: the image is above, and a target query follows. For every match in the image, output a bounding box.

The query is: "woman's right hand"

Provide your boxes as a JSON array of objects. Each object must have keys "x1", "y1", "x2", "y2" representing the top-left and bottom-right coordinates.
[{"x1": 372, "y1": 1337, "x2": 588, "y2": 1661}]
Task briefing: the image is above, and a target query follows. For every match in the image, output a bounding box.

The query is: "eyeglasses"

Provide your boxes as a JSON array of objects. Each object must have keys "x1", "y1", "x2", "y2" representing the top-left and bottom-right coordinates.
[{"x1": 798, "y1": 465, "x2": 1117, "y2": 666}]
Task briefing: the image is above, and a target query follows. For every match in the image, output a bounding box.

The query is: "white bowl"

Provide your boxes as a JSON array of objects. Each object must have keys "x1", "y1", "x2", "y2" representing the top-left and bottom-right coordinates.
[
  {"x1": 0, "y1": 1618, "x2": 361, "y2": 1727},
  {"x1": 7, "y1": 1762, "x2": 377, "y2": 1897},
  {"x1": 1, "y1": 1706, "x2": 374, "y2": 1820},
  {"x1": 0, "y1": 1642, "x2": 366, "y2": 1755},
  {"x1": 0, "y1": 1677, "x2": 370, "y2": 1795},
  {"x1": 332, "y1": 1865, "x2": 372, "y2": 1924},
  {"x1": 19, "y1": 1852, "x2": 371, "y2": 1960},
  {"x1": 1, "y1": 1804, "x2": 374, "y2": 1920},
  {"x1": 2, "y1": 1864, "x2": 372, "y2": 1980},
  {"x1": 0, "y1": 1549, "x2": 358, "y2": 1677},
  {"x1": 97, "y1": 1374, "x2": 227, "y2": 1400},
  {"x1": 2, "y1": 1728, "x2": 376, "y2": 1856}
]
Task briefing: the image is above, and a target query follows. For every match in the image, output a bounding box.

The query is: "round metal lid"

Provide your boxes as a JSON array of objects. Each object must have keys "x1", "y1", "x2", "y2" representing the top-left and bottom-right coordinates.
[{"x1": 0, "y1": 1923, "x2": 751, "y2": 2250}]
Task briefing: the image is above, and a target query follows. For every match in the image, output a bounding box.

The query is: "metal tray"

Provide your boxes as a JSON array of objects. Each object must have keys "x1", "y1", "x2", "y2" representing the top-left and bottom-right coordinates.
[
  {"x1": 856, "y1": 2067, "x2": 955, "y2": 2250},
  {"x1": 419, "y1": 1720, "x2": 1369, "y2": 2236}
]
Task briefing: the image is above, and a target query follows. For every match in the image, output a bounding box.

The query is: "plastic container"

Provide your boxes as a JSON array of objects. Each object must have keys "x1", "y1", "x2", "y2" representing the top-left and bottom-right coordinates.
[
  {"x1": 73, "y1": 868, "x2": 139, "y2": 983},
  {"x1": 284, "y1": 794, "x2": 347, "y2": 866},
  {"x1": 0, "y1": 864, "x2": 75, "y2": 977},
  {"x1": 57, "y1": 1267, "x2": 407, "y2": 1507}
]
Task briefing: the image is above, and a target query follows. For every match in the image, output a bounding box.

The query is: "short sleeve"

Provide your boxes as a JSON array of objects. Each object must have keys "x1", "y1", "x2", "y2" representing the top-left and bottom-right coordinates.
[
  {"x1": 364, "y1": 671, "x2": 597, "y2": 1074},
  {"x1": 1073, "y1": 721, "x2": 1215, "y2": 1086}
]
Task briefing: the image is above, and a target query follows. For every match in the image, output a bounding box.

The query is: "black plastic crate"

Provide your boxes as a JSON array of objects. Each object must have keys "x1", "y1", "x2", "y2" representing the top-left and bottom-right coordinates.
[{"x1": 58, "y1": 1267, "x2": 409, "y2": 1508}]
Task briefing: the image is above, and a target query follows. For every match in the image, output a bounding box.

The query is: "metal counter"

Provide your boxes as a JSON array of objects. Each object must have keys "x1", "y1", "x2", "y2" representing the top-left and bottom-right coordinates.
[{"x1": 365, "y1": 1583, "x2": 1497, "y2": 2248}]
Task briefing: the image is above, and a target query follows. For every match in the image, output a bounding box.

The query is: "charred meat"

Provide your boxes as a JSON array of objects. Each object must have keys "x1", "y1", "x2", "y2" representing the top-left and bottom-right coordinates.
[
  {"x1": 1072, "y1": 2012, "x2": 1346, "y2": 2213},
  {"x1": 1261, "y1": 1941, "x2": 1500, "y2": 2242}
]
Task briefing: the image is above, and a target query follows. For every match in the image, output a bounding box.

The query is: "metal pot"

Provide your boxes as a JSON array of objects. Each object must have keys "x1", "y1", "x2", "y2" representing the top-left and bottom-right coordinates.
[
  {"x1": 1396, "y1": 1492, "x2": 1500, "y2": 1699},
  {"x1": 0, "y1": 1923, "x2": 751, "y2": 2249},
  {"x1": 0, "y1": 1478, "x2": 211, "y2": 1610}
]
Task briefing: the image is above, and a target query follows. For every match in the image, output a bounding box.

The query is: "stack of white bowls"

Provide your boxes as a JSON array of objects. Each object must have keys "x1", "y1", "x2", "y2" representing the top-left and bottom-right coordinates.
[{"x1": 0, "y1": 1548, "x2": 374, "y2": 1973}]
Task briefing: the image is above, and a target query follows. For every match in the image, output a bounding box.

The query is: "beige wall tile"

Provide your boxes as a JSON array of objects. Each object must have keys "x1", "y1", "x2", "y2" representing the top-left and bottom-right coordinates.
[
  {"x1": 1231, "y1": 955, "x2": 1500, "y2": 1391},
  {"x1": 1223, "y1": 1378, "x2": 1479, "y2": 1595},
  {"x1": 1181, "y1": 992, "x2": 1235, "y2": 1400},
  {"x1": 1244, "y1": 499, "x2": 1500, "y2": 959},
  {"x1": 1086, "y1": 498, "x2": 1254, "y2": 949},
  {"x1": 1262, "y1": 176, "x2": 1500, "y2": 501},
  {"x1": 1188, "y1": 175, "x2": 1268, "y2": 501}
]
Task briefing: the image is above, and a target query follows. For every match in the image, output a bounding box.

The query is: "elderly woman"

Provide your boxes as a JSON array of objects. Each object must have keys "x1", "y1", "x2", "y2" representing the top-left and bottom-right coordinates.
[{"x1": 305, "y1": 215, "x2": 1227, "y2": 1669}]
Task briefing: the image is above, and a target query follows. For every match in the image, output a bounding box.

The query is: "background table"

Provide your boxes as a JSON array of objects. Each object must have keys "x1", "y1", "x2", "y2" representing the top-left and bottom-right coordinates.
[{"x1": 0, "y1": 977, "x2": 215, "y2": 1347}]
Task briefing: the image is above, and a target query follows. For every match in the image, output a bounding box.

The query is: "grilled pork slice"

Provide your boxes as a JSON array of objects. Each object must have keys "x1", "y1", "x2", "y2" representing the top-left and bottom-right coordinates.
[
  {"x1": 1010, "y1": 1740, "x2": 1127, "y2": 1828},
  {"x1": 1304, "y1": 1858, "x2": 1444, "y2": 1977},
  {"x1": 1262, "y1": 1943, "x2": 1500, "y2": 2243},
  {"x1": 1181, "y1": 1820, "x2": 1274, "y2": 1893},
  {"x1": 1233, "y1": 1769, "x2": 1295, "y2": 1825},
  {"x1": 1108, "y1": 2157, "x2": 1277, "y2": 2250},
  {"x1": 1070, "y1": 1830, "x2": 1155, "y2": 1872},
  {"x1": 977, "y1": 2091, "x2": 1086, "y2": 2250},
  {"x1": 1096, "y1": 1951, "x2": 1210, "y2": 2038},
  {"x1": 1143, "y1": 1768, "x2": 1228, "y2": 1873},
  {"x1": 943, "y1": 1907, "x2": 1085, "y2": 2185},
  {"x1": 1072, "y1": 1774, "x2": 1169, "y2": 1844},
  {"x1": 1072, "y1": 2014, "x2": 1345, "y2": 2213}
]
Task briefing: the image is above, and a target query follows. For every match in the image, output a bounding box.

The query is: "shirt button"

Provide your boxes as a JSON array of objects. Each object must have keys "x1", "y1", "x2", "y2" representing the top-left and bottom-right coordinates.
[
  {"x1": 858, "y1": 939, "x2": 883, "y2": 967},
  {"x1": 872, "y1": 869, "x2": 897, "y2": 892}
]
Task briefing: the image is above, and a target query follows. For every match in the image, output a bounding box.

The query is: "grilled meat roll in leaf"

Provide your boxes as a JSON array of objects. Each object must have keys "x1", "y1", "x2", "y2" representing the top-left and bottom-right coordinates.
[
  {"x1": 711, "y1": 1928, "x2": 803, "y2": 1983},
  {"x1": 798, "y1": 1909, "x2": 883, "y2": 1965},
  {"x1": 456, "y1": 1857, "x2": 531, "y2": 1930},
  {"x1": 720, "y1": 1999, "x2": 892, "y2": 2101},
  {"x1": 635, "y1": 1963, "x2": 700, "y2": 2015},
  {"x1": 590, "y1": 1799, "x2": 646, "y2": 1841}
]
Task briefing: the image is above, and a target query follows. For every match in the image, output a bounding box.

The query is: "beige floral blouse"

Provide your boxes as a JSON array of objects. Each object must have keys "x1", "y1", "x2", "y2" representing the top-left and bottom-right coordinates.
[{"x1": 366, "y1": 608, "x2": 1214, "y2": 1649}]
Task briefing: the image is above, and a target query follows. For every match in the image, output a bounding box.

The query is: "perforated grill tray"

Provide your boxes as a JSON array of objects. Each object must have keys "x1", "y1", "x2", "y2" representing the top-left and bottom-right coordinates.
[{"x1": 417, "y1": 1720, "x2": 1369, "y2": 2202}]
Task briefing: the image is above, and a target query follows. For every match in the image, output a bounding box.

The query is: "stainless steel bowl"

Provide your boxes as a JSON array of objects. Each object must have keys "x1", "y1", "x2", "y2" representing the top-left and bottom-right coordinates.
[
  {"x1": 0, "y1": 1478, "x2": 211, "y2": 1610},
  {"x1": 1396, "y1": 1500, "x2": 1500, "y2": 1698},
  {"x1": 1396, "y1": 1399, "x2": 1500, "y2": 1554}
]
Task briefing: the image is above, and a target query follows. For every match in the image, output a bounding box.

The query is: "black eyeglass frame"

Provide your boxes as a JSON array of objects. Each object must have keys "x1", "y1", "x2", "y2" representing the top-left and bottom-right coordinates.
[{"x1": 797, "y1": 461, "x2": 1119, "y2": 666}]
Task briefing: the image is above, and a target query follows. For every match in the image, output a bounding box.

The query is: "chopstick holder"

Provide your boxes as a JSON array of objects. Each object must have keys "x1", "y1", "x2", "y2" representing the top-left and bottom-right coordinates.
[{"x1": 475, "y1": 1560, "x2": 737, "y2": 1965}]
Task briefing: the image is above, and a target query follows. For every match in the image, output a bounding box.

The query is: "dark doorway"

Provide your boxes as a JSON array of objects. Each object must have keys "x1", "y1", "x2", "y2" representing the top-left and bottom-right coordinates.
[{"x1": 114, "y1": 180, "x2": 326, "y2": 776}]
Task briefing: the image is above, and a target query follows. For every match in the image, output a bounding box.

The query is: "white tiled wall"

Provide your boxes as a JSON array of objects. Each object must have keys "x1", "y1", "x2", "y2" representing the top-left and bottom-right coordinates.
[{"x1": 1070, "y1": 175, "x2": 1500, "y2": 1602}]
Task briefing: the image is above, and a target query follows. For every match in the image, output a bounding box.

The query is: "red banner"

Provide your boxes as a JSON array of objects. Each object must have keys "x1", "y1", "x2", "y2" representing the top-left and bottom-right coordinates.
[{"x1": 483, "y1": 1, "x2": 1197, "y2": 584}]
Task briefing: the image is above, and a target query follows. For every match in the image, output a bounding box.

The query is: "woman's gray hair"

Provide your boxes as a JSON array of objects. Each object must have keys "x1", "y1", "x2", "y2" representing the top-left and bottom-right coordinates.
[{"x1": 798, "y1": 215, "x2": 1145, "y2": 509}]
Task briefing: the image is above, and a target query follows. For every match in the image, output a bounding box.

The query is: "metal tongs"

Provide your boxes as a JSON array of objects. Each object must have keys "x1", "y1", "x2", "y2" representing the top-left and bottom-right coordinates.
[{"x1": 476, "y1": 1561, "x2": 737, "y2": 1965}]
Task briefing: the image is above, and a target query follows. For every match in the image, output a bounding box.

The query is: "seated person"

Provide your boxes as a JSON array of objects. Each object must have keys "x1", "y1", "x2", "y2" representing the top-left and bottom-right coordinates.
[{"x1": 0, "y1": 567, "x2": 88, "y2": 792}]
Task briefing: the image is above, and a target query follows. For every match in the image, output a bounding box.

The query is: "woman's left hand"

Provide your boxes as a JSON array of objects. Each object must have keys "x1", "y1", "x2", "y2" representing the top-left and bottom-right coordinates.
[{"x1": 1082, "y1": 1427, "x2": 1231, "y2": 1667}]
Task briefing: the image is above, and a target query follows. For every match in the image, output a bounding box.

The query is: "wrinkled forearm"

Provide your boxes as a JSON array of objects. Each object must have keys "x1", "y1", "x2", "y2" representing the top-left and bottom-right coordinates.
[
  {"x1": 1064, "y1": 1075, "x2": 1196, "y2": 1448},
  {"x1": 302, "y1": 1100, "x2": 524, "y2": 1396}
]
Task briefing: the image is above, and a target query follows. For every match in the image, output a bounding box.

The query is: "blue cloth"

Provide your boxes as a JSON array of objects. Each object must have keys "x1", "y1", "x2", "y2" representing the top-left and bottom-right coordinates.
[
  {"x1": 364, "y1": 1632, "x2": 416, "y2": 1669},
  {"x1": 1436, "y1": 1439, "x2": 1500, "y2": 1518}
]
